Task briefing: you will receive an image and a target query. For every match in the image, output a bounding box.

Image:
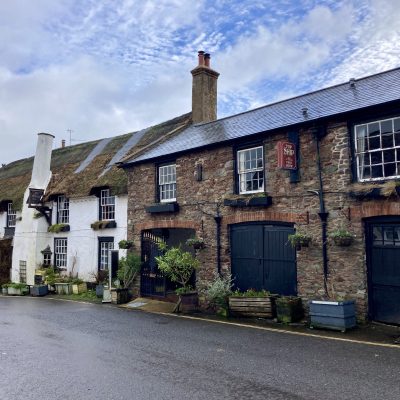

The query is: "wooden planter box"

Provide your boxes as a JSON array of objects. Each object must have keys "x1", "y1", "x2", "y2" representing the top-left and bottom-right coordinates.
[
  {"x1": 276, "y1": 296, "x2": 303, "y2": 323},
  {"x1": 7, "y1": 287, "x2": 28, "y2": 296},
  {"x1": 309, "y1": 300, "x2": 356, "y2": 332},
  {"x1": 179, "y1": 292, "x2": 199, "y2": 313},
  {"x1": 111, "y1": 288, "x2": 130, "y2": 304},
  {"x1": 146, "y1": 202, "x2": 179, "y2": 214},
  {"x1": 229, "y1": 296, "x2": 276, "y2": 318},
  {"x1": 54, "y1": 283, "x2": 72, "y2": 295},
  {"x1": 30, "y1": 285, "x2": 48, "y2": 297},
  {"x1": 72, "y1": 282, "x2": 87, "y2": 294}
]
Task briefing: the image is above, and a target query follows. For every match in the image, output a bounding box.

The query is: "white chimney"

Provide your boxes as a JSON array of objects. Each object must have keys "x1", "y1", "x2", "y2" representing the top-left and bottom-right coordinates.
[{"x1": 29, "y1": 132, "x2": 54, "y2": 189}]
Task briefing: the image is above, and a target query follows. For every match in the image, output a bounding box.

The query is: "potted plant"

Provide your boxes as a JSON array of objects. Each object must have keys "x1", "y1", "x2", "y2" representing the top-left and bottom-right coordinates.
[
  {"x1": 7, "y1": 282, "x2": 28, "y2": 296},
  {"x1": 118, "y1": 239, "x2": 134, "y2": 250},
  {"x1": 90, "y1": 270, "x2": 109, "y2": 298},
  {"x1": 71, "y1": 278, "x2": 87, "y2": 294},
  {"x1": 330, "y1": 229, "x2": 355, "y2": 247},
  {"x1": 287, "y1": 232, "x2": 311, "y2": 250},
  {"x1": 309, "y1": 299, "x2": 356, "y2": 332},
  {"x1": 155, "y1": 244, "x2": 200, "y2": 313},
  {"x1": 43, "y1": 267, "x2": 58, "y2": 293},
  {"x1": 205, "y1": 273, "x2": 234, "y2": 317},
  {"x1": 228, "y1": 289, "x2": 276, "y2": 318},
  {"x1": 186, "y1": 237, "x2": 205, "y2": 250},
  {"x1": 275, "y1": 296, "x2": 303, "y2": 323},
  {"x1": 111, "y1": 253, "x2": 141, "y2": 304}
]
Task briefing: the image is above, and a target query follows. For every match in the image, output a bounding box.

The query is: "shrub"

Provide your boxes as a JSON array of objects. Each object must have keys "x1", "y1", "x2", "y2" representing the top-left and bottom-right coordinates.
[
  {"x1": 117, "y1": 253, "x2": 141, "y2": 288},
  {"x1": 206, "y1": 273, "x2": 234, "y2": 308},
  {"x1": 155, "y1": 246, "x2": 199, "y2": 294}
]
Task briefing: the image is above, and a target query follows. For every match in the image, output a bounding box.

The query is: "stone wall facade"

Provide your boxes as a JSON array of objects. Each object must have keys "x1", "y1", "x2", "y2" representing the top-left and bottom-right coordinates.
[{"x1": 126, "y1": 118, "x2": 399, "y2": 320}]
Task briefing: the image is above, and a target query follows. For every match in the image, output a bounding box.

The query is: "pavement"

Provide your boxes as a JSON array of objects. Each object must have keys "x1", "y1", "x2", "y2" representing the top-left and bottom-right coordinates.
[
  {"x1": 2, "y1": 293, "x2": 400, "y2": 347},
  {"x1": 121, "y1": 296, "x2": 400, "y2": 348}
]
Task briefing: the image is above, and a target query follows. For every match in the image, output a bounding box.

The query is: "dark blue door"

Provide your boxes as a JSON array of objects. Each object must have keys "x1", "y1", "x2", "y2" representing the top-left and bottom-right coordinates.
[
  {"x1": 367, "y1": 221, "x2": 400, "y2": 324},
  {"x1": 231, "y1": 224, "x2": 296, "y2": 295}
]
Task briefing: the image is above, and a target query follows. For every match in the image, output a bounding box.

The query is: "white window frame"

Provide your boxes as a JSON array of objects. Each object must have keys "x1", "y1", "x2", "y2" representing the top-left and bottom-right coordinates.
[
  {"x1": 159, "y1": 164, "x2": 176, "y2": 203},
  {"x1": 355, "y1": 116, "x2": 400, "y2": 182},
  {"x1": 100, "y1": 189, "x2": 115, "y2": 220},
  {"x1": 99, "y1": 240, "x2": 114, "y2": 271},
  {"x1": 237, "y1": 146, "x2": 265, "y2": 194},
  {"x1": 57, "y1": 195, "x2": 69, "y2": 224},
  {"x1": 7, "y1": 202, "x2": 16, "y2": 227},
  {"x1": 54, "y1": 238, "x2": 67, "y2": 269}
]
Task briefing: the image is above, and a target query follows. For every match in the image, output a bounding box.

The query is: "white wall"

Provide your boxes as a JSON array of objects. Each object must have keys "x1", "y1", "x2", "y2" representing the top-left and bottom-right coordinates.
[
  {"x1": 40, "y1": 195, "x2": 128, "y2": 282},
  {"x1": 0, "y1": 211, "x2": 6, "y2": 237}
]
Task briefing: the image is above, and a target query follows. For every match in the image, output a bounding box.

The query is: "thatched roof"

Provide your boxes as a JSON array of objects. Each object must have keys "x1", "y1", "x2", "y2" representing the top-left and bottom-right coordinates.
[{"x1": 0, "y1": 113, "x2": 192, "y2": 210}]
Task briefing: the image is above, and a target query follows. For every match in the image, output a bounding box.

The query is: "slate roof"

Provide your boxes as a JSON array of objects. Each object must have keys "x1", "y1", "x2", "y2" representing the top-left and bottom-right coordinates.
[
  {"x1": 124, "y1": 67, "x2": 400, "y2": 165},
  {"x1": 0, "y1": 113, "x2": 191, "y2": 210}
]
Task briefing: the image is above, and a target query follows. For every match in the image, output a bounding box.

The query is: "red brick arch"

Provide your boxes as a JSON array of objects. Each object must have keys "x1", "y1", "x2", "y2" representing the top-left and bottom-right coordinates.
[
  {"x1": 222, "y1": 210, "x2": 306, "y2": 227},
  {"x1": 352, "y1": 203, "x2": 400, "y2": 219},
  {"x1": 135, "y1": 219, "x2": 201, "y2": 232}
]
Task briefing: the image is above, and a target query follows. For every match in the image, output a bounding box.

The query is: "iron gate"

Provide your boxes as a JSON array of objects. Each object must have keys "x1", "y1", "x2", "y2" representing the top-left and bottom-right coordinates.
[
  {"x1": 141, "y1": 231, "x2": 167, "y2": 297},
  {"x1": 230, "y1": 223, "x2": 297, "y2": 295}
]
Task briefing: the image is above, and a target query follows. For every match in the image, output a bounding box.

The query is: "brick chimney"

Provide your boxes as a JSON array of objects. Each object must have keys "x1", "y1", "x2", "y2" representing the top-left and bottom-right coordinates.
[{"x1": 191, "y1": 51, "x2": 219, "y2": 124}]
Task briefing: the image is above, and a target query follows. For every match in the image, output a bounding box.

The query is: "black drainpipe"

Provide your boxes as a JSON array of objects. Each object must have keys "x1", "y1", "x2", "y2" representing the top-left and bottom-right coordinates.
[
  {"x1": 312, "y1": 127, "x2": 329, "y2": 297},
  {"x1": 214, "y1": 204, "x2": 222, "y2": 275}
]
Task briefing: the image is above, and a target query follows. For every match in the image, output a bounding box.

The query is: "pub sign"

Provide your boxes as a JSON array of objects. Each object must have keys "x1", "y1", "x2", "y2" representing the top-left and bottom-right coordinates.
[{"x1": 277, "y1": 141, "x2": 297, "y2": 170}]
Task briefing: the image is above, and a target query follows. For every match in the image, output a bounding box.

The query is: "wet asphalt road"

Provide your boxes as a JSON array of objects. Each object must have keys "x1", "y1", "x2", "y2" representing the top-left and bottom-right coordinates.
[{"x1": 1, "y1": 297, "x2": 400, "y2": 400}]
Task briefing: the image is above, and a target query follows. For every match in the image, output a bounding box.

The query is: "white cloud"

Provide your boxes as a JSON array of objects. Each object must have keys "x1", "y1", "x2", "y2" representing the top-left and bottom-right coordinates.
[{"x1": 0, "y1": 0, "x2": 399, "y2": 165}]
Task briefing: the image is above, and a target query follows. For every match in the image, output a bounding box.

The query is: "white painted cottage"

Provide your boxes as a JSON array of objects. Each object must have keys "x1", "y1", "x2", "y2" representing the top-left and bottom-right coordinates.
[{"x1": 0, "y1": 114, "x2": 191, "y2": 285}]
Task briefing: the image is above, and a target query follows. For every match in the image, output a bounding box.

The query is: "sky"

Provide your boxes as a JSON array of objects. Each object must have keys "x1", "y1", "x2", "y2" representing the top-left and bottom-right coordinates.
[{"x1": 1, "y1": 0, "x2": 400, "y2": 164}]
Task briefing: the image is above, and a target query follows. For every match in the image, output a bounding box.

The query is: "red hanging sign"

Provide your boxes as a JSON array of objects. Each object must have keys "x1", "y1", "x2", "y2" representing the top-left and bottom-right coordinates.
[{"x1": 277, "y1": 141, "x2": 297, "y2": 170}]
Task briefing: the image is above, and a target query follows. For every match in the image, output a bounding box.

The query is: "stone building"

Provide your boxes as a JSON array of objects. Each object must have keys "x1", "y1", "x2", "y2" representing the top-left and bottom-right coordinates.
[{"x1": 121, "y1": 52, "x2": 400, "y2": 324}]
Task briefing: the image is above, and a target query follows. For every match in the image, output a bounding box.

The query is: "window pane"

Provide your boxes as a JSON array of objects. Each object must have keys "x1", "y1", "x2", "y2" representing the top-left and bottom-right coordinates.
[
  {"x1": 381, "y1": 119, "x2": 393, "y2": 134},
  {"x1": 381, "y1": 134, "x2": 393, "y2": 149},
  {"x1": 383, "y1": 149, "x2": 395, "y2": 163},
  {"x1": 371, "y1": 165, "x2": 383, "y2": 178},
  {"x1": 384, "y1": 163, "x2": 396, "y2": 177},
  {"x1": 373, "y1": 227, "x2": 383, "y2": 245},
  {"x1": 368, "y1": 122, "x2": 380, "y2": 137},
  {"x1": 394, "y1": 118, "x2": 400, "y2": 133},
  {"x1": 369, "y1": 136, "x2": 380, "y2": 150},
  {"x1": 371, "y1": 151, "x2": 382, "y2": 164},
  {"x1": 356, "y1": 125, "x2": 367, "y2": 139}
]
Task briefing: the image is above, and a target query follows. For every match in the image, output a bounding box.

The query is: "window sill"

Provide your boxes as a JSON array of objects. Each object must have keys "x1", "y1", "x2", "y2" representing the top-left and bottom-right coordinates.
[
  {"x1": 224, "y1": 196, "x2": 272, "y2": 208},
  {"x1": 90, "y1": 220, "x2": 117, "y2": 230},
  {"x1": 146, "y1": 202, "x2": 179, "y2": 214}
]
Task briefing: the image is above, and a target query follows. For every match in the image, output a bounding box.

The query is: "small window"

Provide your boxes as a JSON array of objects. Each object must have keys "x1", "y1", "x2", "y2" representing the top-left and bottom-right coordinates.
[
  {"x1": 100, "y1": 189, "x2": 115, "y2": 220},
  {"x1": 57, "y1": 195, "x2": 69, "y2": 224},
  {"x1": 7, "y1": 202, "x2": 16, "y2": 227},
  {"x1": 159, "y1": 164, "x2": 176, "y2": 202},
  {"x1": 54, "y1": 238, "x2": 68, "y2": 269},
  {"x1": 355, "y1": 117, "x2": 400, "y2": 181},
  {"x1": 99, "y1": 239, "x2": 114, "y2": 270},
  {"x1": 237, "y1": 146, "x2": 264, "y2": 194},
  {"x1": 19, "y1": 261, "x2": 27, "y2": 283}
]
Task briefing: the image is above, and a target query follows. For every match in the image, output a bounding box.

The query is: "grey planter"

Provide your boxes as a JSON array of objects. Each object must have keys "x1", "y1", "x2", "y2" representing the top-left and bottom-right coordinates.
[
  {"x1": 30, "y1": 285, "x2": 48, "y2": 297},
  {"x1": 54, "y1": 283, "x2": 72, "y2": 295},
  {"x1": 309, "y1": 300, "x2": 356, "y2": 332},
  {"x1": 96, "y1": 284, "x2": 104, "y2": 298}
]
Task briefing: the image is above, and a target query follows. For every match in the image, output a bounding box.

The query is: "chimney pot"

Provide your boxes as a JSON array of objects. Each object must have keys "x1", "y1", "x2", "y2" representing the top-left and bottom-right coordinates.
[
  {"x1": 204, "y1": 53, "x2": 210, "y2": 67},
  {"x1": 349, "y1": 78, "x2": 356, "y2": 88},
  {"x1": 61, "y1": 139, "x2": 66, "y2": 148},
  {"x1": 198, "y1": 50, "x2": 205, "y2": 66}
]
